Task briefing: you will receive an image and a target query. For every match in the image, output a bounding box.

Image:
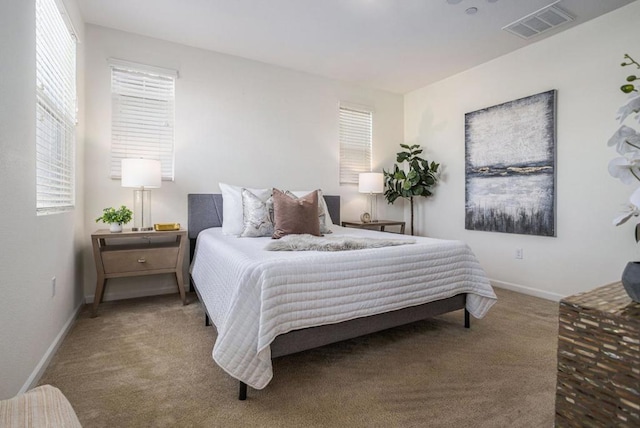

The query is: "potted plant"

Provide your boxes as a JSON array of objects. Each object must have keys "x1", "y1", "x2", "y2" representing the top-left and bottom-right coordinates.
[
  {"x1": 96, "y1": 206, "x2": 133, "y2": 233},
  {"x1": 383, "y1": 144, "x2": 440, "y2": 236},
  {"x1": 609, "y1": 53, "x2": 640, "y2": 302}
]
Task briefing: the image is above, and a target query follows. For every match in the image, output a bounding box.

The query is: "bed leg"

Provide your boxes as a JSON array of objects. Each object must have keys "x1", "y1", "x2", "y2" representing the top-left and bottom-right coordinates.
[
  {"x1": 239, "y1": 381, "x2": 247, "y2": 400},
  {"x1": 205, "y1": 314, "x2": 211, "y2": 327},
  {"x1": 464, "y1": 309, "x2": 470, "y2": 329}
]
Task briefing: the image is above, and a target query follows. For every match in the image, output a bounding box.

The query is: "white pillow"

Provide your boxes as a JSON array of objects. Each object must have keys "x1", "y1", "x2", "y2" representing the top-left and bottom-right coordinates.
[
  {"x1": 289, "y1": 189, "x2": 334, "y2": 233},
  {"x1": 219, "y1": 183, "x2": 272, "y2": 235}
]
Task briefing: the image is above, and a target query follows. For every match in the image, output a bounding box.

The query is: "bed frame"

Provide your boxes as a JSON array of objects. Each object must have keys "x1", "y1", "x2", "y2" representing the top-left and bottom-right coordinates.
[{"x1": 187, "y1": 193, "x2": 469, "y2": 400}]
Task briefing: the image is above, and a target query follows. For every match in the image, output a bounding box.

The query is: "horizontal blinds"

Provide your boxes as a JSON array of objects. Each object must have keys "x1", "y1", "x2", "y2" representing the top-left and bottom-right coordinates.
[
  {"x1": 110, "y1": 64, "x2": 175, "y2": 180},
  {"x1": 36, "y1": 0, "x2": 76, "y2": 214},
  {"x1": 339, "y1": 105, "x2": 372, "y2": 184}
]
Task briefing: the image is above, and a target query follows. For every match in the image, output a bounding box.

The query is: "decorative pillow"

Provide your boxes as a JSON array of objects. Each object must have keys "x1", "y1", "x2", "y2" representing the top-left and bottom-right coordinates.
[
  {"x1": 219, "y1": 183, "x2": 272, "y2": 236},
  {"x1": 240, "y1": 189, "x2": 274, "y2": 237},
  {"x1": 272, "y1": 189, "x2": 321, "y2": 239},
  {"x1": 287, "y1": 189, "x2": 333, "y2": 234}
]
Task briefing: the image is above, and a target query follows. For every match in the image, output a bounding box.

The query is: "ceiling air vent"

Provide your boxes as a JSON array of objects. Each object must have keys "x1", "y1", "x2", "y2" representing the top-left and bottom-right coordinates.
[{"x1": 503, "y1": 1, "x2": 574, "y2": 40}]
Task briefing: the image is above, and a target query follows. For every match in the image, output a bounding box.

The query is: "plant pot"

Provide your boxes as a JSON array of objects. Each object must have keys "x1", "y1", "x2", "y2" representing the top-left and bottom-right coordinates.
[
  {"x1": 109, "y1": 223, "x2": 123, "y2": 233},
  {"x1": 621, "y1": 261, "x2": 640, "y2": 302}
]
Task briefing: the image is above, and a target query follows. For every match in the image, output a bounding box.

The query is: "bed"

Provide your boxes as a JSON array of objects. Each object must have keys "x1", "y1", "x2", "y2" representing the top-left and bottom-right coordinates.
[{"x1": 188, "y1": 193, "x2": 497, "y2": 400}]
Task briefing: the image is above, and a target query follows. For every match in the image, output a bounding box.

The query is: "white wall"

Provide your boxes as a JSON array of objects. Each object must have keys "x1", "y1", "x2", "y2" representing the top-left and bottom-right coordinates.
[
  {"x1": 404, "y1": 2, "x2": 640, "y2": 300},
  {"x1": 83, "y1": 25, "x2": 405, "y2": 301},
  {"x1": 0, "y1": 0, "x2": 85, "y2": 399}
]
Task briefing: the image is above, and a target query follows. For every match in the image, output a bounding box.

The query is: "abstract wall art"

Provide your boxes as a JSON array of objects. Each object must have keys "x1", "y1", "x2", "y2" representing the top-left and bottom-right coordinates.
[{"x1": 465, "y1": 90, "x2": 556, "y2": 236}]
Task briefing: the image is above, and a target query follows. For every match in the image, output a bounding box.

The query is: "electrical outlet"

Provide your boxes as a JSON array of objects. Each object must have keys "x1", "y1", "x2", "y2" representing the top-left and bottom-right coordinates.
[
  {"x1": 515, "y1": 248, "x2": 523, "y2": 260},
  {"x1": 51, "y1": 276, "x2": 56, "y2": 297}
]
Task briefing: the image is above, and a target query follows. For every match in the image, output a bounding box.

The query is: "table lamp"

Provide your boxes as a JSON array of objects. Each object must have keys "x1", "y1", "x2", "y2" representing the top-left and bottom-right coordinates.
[
  {"x1": 358, "y1": 172, "x2": 384, "y2": 223},
  {"x1": 121, "y1": 159, "x2": 161, "y2": 231}
]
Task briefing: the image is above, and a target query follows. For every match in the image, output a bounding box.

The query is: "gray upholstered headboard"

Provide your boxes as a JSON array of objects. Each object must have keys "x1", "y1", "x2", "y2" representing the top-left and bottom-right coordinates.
[{"x1": 187, "y1": 193, "x2": 340, "y2": 259}]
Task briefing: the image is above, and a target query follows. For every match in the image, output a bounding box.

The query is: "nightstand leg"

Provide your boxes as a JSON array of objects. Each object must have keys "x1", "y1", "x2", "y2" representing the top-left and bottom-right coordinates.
[
  {"x1": 91, "y1": 276, "x2": 106, "y2": 318},
  {"x1": 175, "y1": 271, "x2": 187, "y2": 305}
]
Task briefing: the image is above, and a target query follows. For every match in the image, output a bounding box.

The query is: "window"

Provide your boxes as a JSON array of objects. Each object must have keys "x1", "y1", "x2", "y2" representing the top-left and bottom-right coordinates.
[
  {"x1": 36, "y1": 0, "x2": 77, "y2": 214},
  {"x1": 109, "y1": 59, "x2": 177, "y2": 181},
  {"x1": 339, "y1": 104, "x2": 373, "y2": 184}
]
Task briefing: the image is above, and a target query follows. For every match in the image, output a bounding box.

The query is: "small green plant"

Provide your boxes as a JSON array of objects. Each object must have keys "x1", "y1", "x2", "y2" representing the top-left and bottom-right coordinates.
[{"x1": 95, "y1": 206, "x2": 133, "y2": 225}]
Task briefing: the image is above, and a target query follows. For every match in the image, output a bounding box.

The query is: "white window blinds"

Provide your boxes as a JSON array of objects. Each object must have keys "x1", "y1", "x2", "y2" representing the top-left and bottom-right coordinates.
[
  {"x1": 110, "y1": 60, "x2": 176, "y2": 180},
  {"x1": 339, "y1": 104, "x2": 373, "y2": 184},
  {"x1": 36, "y1": 0, "x2": 77, "y2": 214}
]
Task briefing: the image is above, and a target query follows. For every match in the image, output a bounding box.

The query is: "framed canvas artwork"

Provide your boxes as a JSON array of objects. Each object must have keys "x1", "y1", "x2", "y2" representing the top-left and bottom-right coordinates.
[{"x1": 464, "y1": 90, "x2": 556, "y2": 237}]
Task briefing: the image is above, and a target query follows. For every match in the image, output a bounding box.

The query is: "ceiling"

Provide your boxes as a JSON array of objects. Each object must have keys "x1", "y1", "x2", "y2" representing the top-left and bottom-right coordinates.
[{"x1": 77, "y1": 0, "x2": 635, "y2": 94}]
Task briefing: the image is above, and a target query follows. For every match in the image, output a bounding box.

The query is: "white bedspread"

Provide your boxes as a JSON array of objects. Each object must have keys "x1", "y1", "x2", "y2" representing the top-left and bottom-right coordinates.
[{"x1": 190, "y1": 225, "x2": 497, "y2": 389}]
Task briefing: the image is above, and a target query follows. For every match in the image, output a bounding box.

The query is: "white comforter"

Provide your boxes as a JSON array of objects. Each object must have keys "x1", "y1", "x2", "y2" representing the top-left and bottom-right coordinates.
[{"x1": 190, "y1": 225, "x2": 497, "y2": 389}]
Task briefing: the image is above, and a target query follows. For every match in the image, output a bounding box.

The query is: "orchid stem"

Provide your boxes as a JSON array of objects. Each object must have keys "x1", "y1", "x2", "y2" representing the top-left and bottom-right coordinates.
[
  {"x1": 626, "y1": 140, "x2": 640, "y2": 151},
  {"x1": 623, "y1": 54, "x2": 640, "y2": 69}
]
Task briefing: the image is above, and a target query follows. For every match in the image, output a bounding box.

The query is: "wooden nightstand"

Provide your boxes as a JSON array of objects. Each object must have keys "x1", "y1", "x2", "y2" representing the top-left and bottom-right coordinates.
[
  {"x1": 90, "y1": 229, "x2": 188, "y2": 317},
  {"x1": 341, "y1": 220, "x2": 406, "y2": 234}
]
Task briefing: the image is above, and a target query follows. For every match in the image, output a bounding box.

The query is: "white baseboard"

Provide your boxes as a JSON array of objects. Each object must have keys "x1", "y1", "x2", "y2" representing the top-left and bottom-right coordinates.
[
  {"x1": 490, "y1": 279, "x2": 564, "y2": 302},
  {"x1": 20, "y1": 302, "x2": 83, "y2": 394},
  {"x1": 84, "y1": 286, "x2": 180, "y2": 304}
]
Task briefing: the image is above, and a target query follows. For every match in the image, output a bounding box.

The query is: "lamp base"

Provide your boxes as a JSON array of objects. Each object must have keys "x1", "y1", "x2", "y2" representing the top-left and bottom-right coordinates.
[
  {"x1": 132, "y1": 189, "x2": 153, "y2": 231},
  {"x1": 370, "y1": 193, "x2": 380, "y2": 222}
]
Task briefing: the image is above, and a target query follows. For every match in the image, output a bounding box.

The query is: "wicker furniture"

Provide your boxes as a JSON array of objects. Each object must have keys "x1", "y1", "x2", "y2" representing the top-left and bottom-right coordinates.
[{"x1": 555, "y1": 282, "x2": 640, "y2": 427}]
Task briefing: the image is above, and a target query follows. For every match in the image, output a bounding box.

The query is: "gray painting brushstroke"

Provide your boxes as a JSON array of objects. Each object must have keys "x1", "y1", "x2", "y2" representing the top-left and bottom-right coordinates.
[{"x1": 465, "y1": 90, "x2": 556, "y2": 236}]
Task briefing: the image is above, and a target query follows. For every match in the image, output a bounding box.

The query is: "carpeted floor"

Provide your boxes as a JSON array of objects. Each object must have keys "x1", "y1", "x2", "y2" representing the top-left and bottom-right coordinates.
[{"x1": 39, "y1": 287, "x2": 559, "y2": 427}]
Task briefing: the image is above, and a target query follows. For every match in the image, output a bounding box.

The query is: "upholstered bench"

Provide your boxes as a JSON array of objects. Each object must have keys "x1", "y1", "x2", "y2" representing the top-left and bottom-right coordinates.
[{"x1": 0, "y1": 385, "x2": 81, "y2": 427}]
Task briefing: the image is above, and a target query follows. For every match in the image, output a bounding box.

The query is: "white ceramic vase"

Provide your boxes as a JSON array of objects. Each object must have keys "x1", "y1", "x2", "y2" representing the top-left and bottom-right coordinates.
[{"x1": 109, "y1": 223, "x2": 123, "y2": 233}]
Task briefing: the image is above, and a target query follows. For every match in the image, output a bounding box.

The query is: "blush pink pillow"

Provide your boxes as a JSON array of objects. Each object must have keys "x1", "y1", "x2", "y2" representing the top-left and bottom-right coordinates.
[{"x1": 272, "y1": 189, "x2": 320, "y2": 239}]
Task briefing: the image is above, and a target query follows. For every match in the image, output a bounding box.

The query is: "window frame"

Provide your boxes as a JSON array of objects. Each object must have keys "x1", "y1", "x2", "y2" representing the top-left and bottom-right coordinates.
[
  {"x1": 339, "y1": 103, "x2": 374, "y2": 185},
  {"x1": 35, "y1": 0, "x2": 77, "y2": 215},
  {"x1": 109, "y1": 59, "x2": 178, "y2": 181}
]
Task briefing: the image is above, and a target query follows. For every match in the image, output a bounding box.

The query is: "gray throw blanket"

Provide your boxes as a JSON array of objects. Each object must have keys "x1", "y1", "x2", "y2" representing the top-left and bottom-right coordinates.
[{"x1": 265, "y1": 234, "x2": 415, "y2": 252}]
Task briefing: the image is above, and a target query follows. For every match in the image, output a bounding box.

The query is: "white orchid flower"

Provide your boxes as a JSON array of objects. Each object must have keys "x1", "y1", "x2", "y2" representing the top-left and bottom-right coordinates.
[
  {"x1": 607, "y1": 125, "x2": 640, "y2": 155},
  {"x1": 630, "y1": 186, "x2": 640, "y2": 208},
  {"x1": 613, "y1": 187, "x2": 640, "y2": 225},
  {"x1": 617, "y1": 95, "x2": 640, "y2": 124},
  {"x1": 608, "y1": 155, "x2": 640, "y2": 185},
  {"x1": 613, "y1": 203, "x2": 640, "y2": 226}
]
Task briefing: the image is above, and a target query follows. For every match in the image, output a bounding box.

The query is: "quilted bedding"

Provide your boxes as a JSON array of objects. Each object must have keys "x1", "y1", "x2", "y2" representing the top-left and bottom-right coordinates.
[{"x1": 190, "y1": 225, "x2": 497, "y2": 389}]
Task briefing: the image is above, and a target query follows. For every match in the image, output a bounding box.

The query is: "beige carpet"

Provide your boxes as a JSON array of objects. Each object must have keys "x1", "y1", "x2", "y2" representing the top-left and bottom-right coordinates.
[{"x1": 39, "y1": 288, "x2": 559, "y2": 427}]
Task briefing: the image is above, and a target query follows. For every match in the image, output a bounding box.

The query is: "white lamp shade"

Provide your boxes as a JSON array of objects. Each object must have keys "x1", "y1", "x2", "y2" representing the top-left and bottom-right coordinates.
[
  {"x1": 121, "y1": 159, "x2": 162, "y2": 188},
  {"x1": 358, "y1": 172, "x2": 384, "y2": 194}
]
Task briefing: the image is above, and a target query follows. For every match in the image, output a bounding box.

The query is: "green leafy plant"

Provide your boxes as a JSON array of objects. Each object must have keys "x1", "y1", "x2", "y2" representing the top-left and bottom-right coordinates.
[
  {"x1": 95, "y1": 206, "x2": 133, "y2": 225},
  {"x1": 383, "y1": 144, "x2": 440, "y2": 235}
]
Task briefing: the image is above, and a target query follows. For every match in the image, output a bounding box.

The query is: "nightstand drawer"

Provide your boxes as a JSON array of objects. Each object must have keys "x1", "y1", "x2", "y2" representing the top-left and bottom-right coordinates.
[{"x1": 101, "y1": 247, "x2": 179, "y2": 274}]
